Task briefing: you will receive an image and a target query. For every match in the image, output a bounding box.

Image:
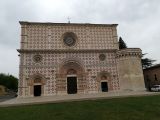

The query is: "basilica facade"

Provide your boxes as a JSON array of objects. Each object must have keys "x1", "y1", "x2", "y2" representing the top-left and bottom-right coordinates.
[{"x1": 17, "y1": 21, "x2": 145, "y2": 97}]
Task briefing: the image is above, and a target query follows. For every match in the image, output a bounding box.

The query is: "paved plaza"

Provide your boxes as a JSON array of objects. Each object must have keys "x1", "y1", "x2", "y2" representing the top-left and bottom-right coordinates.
[{"x1": 0, "y1": 91, "x2": 160, "y2": 107}]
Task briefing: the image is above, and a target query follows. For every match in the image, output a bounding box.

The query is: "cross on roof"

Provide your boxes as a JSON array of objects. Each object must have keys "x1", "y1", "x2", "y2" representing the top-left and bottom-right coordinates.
[{"x1": 67, "y1": 17, "x2": 71, "y2": 23}]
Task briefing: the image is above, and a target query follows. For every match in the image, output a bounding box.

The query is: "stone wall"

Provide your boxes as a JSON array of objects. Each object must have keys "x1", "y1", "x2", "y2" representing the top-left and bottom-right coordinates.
[
  {"x1": 117, "y1": 48, "x2": 145, "y2": 91},
  {"x1": 18, "y1": 51, "x2": 119, "y2": 97},
  {"x1": 20, "y1": 22, "x2": 118, "y2": 50},
  {"x1": 18, "y1": 22, "x2": 120, "y2": 97},
  {"x1": 18, "y1": 22, "x2": 145, "y2": 97}
]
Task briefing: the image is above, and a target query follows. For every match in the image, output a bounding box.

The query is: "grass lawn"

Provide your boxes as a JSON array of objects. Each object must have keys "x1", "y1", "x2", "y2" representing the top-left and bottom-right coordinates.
[{"x1": 0, "y1": 95, "x2": 160, "y2": 120}]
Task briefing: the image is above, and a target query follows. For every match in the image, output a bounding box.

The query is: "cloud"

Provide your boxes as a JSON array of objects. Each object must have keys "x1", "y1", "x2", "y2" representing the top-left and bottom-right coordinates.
[
  {"x1": 0, "y1": 45, "x2": 19, "y2": 77},
  {"x1": 0, "y1": 0, "x2": 160, "y2": 77},
  {"x1": 0, "y1": 0, "x2": 41, "y2": 47}
]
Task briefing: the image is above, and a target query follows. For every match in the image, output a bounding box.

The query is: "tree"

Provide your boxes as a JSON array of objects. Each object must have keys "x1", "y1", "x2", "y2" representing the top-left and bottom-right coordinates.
[
  {"x1": 119, "y1": 37, "x2": 127, "y2": 49},
  {"x1": 141, "y1": 53, "x2": 156, "y2": 69},
  {"x1": 0, "y1": 73, "x2": 18, "y2": 91},
  {"x1": 118, "y1": 37, "x2": 155, "y2": 69}
]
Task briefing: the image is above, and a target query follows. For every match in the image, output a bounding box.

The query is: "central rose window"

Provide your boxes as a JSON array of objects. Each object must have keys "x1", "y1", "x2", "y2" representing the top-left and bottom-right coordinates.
[
  {"x1": 64, "y1": 36, "x2": 75, "y2": 46},
  {"x1": 63, "y1": 32, "x2": 77, "y2": 47}
]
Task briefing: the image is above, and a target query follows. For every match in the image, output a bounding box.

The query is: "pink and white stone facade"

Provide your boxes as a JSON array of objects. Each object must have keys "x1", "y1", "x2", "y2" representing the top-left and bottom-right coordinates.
[{"x1": 17, "y1": 22, "x2": 145, "y2": 98}]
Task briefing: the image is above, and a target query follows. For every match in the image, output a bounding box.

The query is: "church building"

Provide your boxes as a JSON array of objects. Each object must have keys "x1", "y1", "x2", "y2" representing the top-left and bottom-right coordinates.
[{"x1": 17, "y1": 21, "x2": 145, "y2": 97}]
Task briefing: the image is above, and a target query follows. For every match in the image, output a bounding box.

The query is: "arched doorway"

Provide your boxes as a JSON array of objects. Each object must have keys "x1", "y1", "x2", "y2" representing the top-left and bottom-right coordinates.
[
  {"x1": 100, "y1": 75, "x2": 108, "y2": 92},
  {"x1": 28, "y1": 74, "x2": 45, "y2": 97},
  {"x1": 57, "y1": 60, "x2": 86, "y2": 94},
  {"x1": 97, "y1": 72, "x2": 112, "y2": 92},
  {"x1": 33, "y1": 76, "x2": 42, "y2": 96},
  {"x1": 34, "y1": 85, "x2": 41, "y2": 96},
  {"x1": 67, "y1": 69, "x2": 77, "y2": 94},
  {"x1": 101, "y1": 82, "x2": 108, "y2": 92}
]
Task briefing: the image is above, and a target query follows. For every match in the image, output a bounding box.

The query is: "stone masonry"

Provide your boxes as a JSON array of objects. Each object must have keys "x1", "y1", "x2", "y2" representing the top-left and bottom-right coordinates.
[{"x1": 17, "y1": 22, "x2": 145, "y2": 98}]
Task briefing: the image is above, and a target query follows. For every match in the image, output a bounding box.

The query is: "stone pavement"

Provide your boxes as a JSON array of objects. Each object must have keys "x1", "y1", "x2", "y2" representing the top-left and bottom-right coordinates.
[
  {"x1": 0, "y1": 92, "x2": 17, "y2": 102},
  {"x1": 0, "y1": 91, "x2": 160, "y2": 107}
]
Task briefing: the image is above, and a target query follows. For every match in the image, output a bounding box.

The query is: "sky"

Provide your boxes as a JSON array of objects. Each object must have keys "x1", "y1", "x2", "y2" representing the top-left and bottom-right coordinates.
[{"x1": 0, "y1": 0, "x2": 160, "y2": 77}]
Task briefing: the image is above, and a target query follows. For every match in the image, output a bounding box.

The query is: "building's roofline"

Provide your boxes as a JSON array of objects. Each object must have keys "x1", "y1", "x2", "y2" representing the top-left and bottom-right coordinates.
[
  {"x1": 144, "y1": 64, "x2": 160, "y2": 70},
  {"x1": 19, "y1": 21, "x2": 118, "y2": 27}
]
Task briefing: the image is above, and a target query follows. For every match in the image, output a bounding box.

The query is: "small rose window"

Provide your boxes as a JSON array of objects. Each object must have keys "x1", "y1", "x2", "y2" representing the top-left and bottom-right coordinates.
[
  {"x1": 33, "y1": 55, "x2": 42, "y2": 63},
  {"x1": 99, "y1": 54, "x2": 106, "y2": 61}
]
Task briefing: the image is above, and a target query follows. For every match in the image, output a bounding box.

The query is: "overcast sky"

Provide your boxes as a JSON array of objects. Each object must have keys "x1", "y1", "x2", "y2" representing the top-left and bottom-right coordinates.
[{"x1": 0, "y1": 0, "x2": 160, "y2": 77}]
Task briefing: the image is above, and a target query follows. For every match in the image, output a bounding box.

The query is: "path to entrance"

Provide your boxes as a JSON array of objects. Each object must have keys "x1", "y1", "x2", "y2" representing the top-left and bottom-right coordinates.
[{"x1": 0, "y1": 91, "x2": 160, "y2": 107}]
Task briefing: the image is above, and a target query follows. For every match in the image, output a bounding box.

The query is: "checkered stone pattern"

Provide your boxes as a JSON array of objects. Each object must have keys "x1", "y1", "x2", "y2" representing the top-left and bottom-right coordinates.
[
  {"x1": 18, "y1": 22, "x2": 121, "y2": 97},
  {"x1": 20, "y1": 23, "x2": 118, "y2": 50},
  {"x1": 19, "y1": 52, "x2": 119, "y2": 97}
]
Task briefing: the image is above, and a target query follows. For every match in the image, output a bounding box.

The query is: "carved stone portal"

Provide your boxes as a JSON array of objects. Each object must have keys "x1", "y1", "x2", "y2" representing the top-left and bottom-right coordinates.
[{"x1": 56, "y1": 60, "x2": 86, "y2": 94}]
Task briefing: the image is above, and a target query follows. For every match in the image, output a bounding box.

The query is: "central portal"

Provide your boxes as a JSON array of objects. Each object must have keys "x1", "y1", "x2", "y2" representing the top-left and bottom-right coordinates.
[
  {"x1": 34, "y1": 85, "x2": 41, "y2": 96},
  {"x1": 67, "y1": 77, "x2": 77, "y2": 94}
]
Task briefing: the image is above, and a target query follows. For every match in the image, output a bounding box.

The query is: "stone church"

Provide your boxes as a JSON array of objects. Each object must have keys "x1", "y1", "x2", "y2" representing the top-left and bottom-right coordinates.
[{"x1": 17, "y1": 21, "x2": 145, "y2": 97}]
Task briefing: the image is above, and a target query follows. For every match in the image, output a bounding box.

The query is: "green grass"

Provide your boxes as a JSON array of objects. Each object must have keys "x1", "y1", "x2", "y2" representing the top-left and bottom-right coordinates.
[{"x1": 0, "y1": 95, "x2": 160, "y2": 120}]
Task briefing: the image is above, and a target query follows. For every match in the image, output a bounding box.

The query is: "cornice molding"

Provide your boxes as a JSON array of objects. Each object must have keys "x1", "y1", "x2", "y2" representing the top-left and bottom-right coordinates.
[
  {"x1": 17, "y1": 49, "x2": 117, "y2": 53},
  {"x1": 19, "y1": 21, "x2": 118, "y2": 27},
  {"x1": 116, "y1": 48, "x2": 142, "y2": 58}
]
